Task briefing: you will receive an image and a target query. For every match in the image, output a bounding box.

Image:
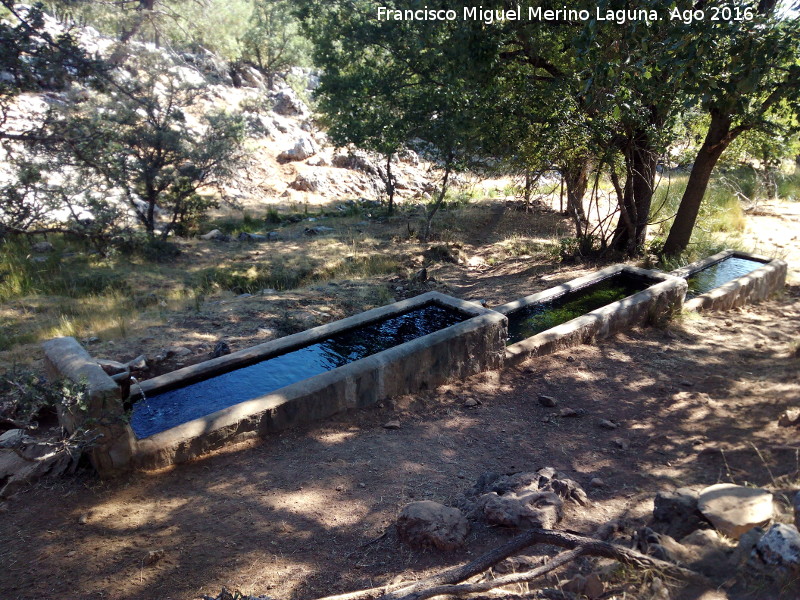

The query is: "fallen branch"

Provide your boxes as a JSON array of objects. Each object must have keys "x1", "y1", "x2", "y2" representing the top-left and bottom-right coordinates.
[
  {"x1": 320, "y1": 530, "x2": 550, "y2": 600},
  {"x1": 393, "y1": 547, "x2": 584, "y2": 600},
  {"x1": 311, "y1": 528, "x2": 705, "y2": 600}
]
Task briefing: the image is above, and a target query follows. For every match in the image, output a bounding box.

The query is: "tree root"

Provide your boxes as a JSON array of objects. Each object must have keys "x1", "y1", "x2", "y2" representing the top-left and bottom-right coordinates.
[{"x1": 312, "y1": 527, "x2": 707, "y2": 600}]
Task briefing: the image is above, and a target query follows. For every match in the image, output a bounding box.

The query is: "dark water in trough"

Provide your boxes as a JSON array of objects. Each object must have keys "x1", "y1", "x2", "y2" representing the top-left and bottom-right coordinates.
[
  {"x1": 685, "y1": 256, "x2": 764, "y2": 300},
  {"x1": 130, "y1": 303, "x2": 466, "y2": 438},
  {"x1": 506, "y1": 272, "x2": 653, "y2": 345}
]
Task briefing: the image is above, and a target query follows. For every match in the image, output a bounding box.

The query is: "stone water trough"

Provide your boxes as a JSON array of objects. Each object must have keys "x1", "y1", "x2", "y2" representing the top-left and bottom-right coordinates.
[
  {"x1": 495, "y1": 265, "x2": 687, "y2": 366},
  {"x1": 670, "y1": 249, "x2": 787, "y2": 312},
  {"x1": 43, "y1": 292, "x2": 507, "y2": 474}
]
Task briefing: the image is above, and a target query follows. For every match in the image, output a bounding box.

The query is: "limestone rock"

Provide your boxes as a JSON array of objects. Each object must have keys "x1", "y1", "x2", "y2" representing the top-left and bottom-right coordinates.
[
  {"x1": 537, "y1": 394, "x2": 557, "y2": 407},
  {"x1": 755, "y1": 523, "x2": 800, "y2": 572},
  {"x1": 304, "y1": 225, "x2": 335, "y2": 236},
  {"x1": 383, "y1": 420, "x2": 401, "y2": 430},
  {"x1": 679, "y1": 529, "x2": 734, "y2": 574},
  {"x1": 612, "y1": 437, "x2": 630, "y2": 450},
  {"x1": 289, "y1": 172, "x2": 326, "y2": 193},
  {"x1": 396, "y1": 501, "x2": 469, "y2": 550},
  {"x1": 200, "y1": 229, "x2": 229, "y2": 241},
  {"x1": 636, "y1": 527, "x2": 685, "y2": 563},
  {"x1": 278, "y1": 137, "x2": 318, "y2": 162},
  {"x1": 697, "y1": 483, "x2": 774, "y2": 539},
  {"x1": 270, "y1": 88, "x2": 309, "y2": 117},
  {"x1": 127, "y1": 355, "x2": 148, "y2": 371},
  {"x1": 733, "y1": 527, "x2": 764, "y2": 566},
  {"x1": 778, "y1": 408, "x2": 800, "y2": 427},
  {"x1": 0, "y1": 429, "x2": 30, "y2": 449},
  {"x1": 305, "y1": 155, "x2": 328, "y2": 167},
  {"x1": 458, "y1": 468, "x2": 587, "y2": 525},
  {"x1": 167, "y1": 346, "x2": 192, "y2": 358},
  {"x1": 332, "y1": 150, "x2": 380, "y2": 175},
  {"x1": 549, "y1": 476, "x2": 590, "y2": 506},
  {"x1": 212, "y1": 341, "x2": 231, "y2": 358},
  {"x1": 237, "y1": 232, "x2": 269, "y2": 243},
  {"x1": 478, "y1": 490, "x2": 563, "y2": 529}
]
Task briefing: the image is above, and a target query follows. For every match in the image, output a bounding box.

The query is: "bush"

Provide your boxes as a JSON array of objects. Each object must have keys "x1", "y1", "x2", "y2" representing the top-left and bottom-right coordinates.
[{"x1": 0, "y1": 367, "x2": 86, "y2": 427}]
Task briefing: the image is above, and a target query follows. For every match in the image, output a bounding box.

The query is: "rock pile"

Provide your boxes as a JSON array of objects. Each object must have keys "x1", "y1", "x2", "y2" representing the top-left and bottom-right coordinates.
[
  {"x1": 395, "y1": 468, "x2": 591, "y2": 551},
  {"x1": 645, "y1": 482, "x2": 800, "y2": 585}
]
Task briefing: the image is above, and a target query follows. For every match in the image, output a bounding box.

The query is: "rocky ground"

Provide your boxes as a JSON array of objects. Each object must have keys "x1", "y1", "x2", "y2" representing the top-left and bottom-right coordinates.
[{"x1": 1, "y1": 237, "x2": 799, "y2": 600}]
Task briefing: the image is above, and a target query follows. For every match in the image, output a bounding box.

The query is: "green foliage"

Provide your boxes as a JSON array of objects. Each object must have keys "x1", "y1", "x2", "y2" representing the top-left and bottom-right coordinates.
[
  {"x1": 778, "y1": 168, "x2": 800, "y2": 202},
  {"x1": 0, "y1": 2, "x2": 104, "y2": 101},
  {"x1": 45, "y1": 53, "x2": 246, "y2": 240},
  {"x1": 240, "y1": 0, "x2": 312, "y2": 83},
  {"x1": 0, "y1": 366, "x2": 88, "y2": 426},
  {"x1": 172, "y1": 0, "x2": 253, "y2": 62},
  {"x1": 651, "y1": 173, "x2": 748, "y2": 238}
]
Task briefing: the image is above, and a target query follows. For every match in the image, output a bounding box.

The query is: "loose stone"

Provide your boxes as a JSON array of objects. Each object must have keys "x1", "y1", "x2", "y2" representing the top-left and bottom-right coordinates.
[
  {"x1": 778, "y1": 408, "x2": 800, "y2": 427},
  {"x1": 697, "y1": 483, "x2": 774, "y2": 539},
  {"x1": 537, "y1": 394, "x2": 557, "y2": 407}
]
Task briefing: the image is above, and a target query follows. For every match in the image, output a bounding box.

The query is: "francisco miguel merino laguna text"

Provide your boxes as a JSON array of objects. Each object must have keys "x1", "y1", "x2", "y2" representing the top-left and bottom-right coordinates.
[{"x1": 379, "y1": 5, "x2": 697, "y2": 25}]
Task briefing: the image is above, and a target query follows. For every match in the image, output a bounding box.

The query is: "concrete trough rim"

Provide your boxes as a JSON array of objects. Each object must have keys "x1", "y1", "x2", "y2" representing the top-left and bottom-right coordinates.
[
  {"x1": 130, "y1": 291, "x2": 506, "y2": 449},
  {"x1": 669, "y1": 248, "x2": 772, "y2": 278},
  {"x1": 493, "y1": 264, "x2": 676, "y2": 316},
  {"x1": 493, "y1": 264, "x2": 686, "y2": 360},
  {"x1": 136, "y1": 290, "x2": 500, "y2": 398},
  {"x1": 669, "y1": 249, "x2": 787, "y2": 312}
]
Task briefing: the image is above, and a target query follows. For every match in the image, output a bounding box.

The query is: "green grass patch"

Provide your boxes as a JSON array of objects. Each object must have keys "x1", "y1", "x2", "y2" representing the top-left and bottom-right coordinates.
[
  {"x1": 0, "y1": 240, "x2": 131, "y2": 302},
  {"x1": 651, "y1": 172, "x2": 745, "y2": 237},
  {"x1": 497, "y1": 234, "x2": 558, "y2": 258},
  {"x1": 192, "y1": 252, "x2": 400, "y2": 295},
  {"x1": 778, "y1": 168, "x2": 800, "y2": 202}
]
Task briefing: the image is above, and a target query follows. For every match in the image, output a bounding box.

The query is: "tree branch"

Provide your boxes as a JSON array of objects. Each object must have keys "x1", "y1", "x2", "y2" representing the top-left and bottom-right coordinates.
[
  {"x1": 309, "y1": 528, "x2": 706, "y2": 600},
  {"x1": 394, "y1": 548, "x2": 584, "y2": 600}
]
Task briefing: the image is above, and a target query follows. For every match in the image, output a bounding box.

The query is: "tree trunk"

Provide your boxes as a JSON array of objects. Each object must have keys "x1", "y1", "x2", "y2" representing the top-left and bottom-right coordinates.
[
  {"x1": 423, "y1": 153, "x2": 453, "y2": 241},
  {"x1": 611, "y1": 129, "x2": 658, "y2": 256},
  {"x1": 524, "y1": 170, "x2": 533, "y2": 204},
  {"x1": 384, "y1": 153, "x2": 396, "y2": 215},
  {"x1": 562, "y1": 156, "x2": 592, "y2": 238},
  {"x1": 661, "y1": 112, "x2": 735, "y2": 257}
]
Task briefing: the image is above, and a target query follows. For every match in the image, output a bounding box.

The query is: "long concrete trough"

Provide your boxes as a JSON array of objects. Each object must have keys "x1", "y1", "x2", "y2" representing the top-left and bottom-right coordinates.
[
  {"x1": 42, "y1": 250, "x2": 787, "y2": 476},
  {"x1": 44, "y1": 292, "x2": 507, "y2": 474},
  {"x1": 669, "y1": 249, "x2": 787, "y2": 312},
  {"x1": 495, "y1": 265, "x2": 687, "y2": 366}
]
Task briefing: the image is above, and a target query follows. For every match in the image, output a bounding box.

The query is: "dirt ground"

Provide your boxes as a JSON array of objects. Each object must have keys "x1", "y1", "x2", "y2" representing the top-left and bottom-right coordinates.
[{"x1": 1, "y1": 203, "x2": 799, "y2": 600}]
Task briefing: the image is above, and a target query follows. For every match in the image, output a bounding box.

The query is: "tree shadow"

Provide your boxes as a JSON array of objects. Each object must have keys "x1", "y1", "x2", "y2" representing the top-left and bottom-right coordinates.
[{"x1": 1, "y1": 295, "x2": 799, "y2": 600}]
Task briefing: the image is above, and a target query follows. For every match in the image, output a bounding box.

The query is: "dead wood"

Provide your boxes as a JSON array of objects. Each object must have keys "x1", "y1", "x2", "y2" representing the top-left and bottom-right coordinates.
[
  {"x1": 310, "y1": 527, "x2": 705, "y2": 600},
  {"x1": 392, "y1": 547, "x2": 584, "y2": 600}
]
